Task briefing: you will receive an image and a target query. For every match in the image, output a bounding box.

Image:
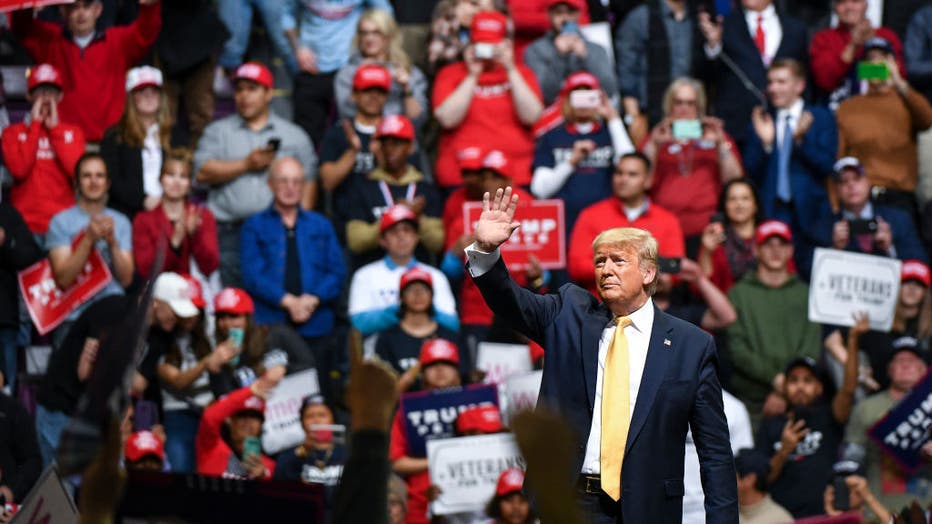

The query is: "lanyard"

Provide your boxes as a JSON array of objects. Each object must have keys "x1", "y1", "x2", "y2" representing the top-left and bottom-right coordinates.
[{"x1": 378, "y1": 180, "x2": 416, "y2": 206}]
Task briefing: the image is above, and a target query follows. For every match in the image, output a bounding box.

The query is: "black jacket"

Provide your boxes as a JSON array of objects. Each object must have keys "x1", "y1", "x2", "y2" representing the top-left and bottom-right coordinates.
[
  {"x1": 0, "y1": 393, "x2": 42, "y2": 502},
  {"x1": 0, "y1": 203, "x2": 43, "y2": 328}
]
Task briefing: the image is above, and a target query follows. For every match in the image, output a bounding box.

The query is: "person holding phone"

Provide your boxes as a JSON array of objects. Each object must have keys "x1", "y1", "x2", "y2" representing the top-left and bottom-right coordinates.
[
  {"x1": 195, "y1": 378, "x2": 276, "y2": 480},
  {"x1": 811, "y1": 157, "x2": 927, "y2": 263},
  {"x1": 432, "y1": 11, "x2": 543, "y2": 190},
  {"x1": 639, "y1": 77, "x2": 743, "y2": 256},
  {"x1": 531, "y1": 72, "x2": 634, "y2": 240},
  {"x1": 523, "y1": 0, "x2": 616, "y2": 106},
  {"x1": 132, "y1": 148, "x2": 218, "y2": 279},
  {"x1": 836, "y1": 37, "x2": 932, "y2": 217},
  {"x1": 697, "y1": 179, "x2": 764, "y2": 293}
]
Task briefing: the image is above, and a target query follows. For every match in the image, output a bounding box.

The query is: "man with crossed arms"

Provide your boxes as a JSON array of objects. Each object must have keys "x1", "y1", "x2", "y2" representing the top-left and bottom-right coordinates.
[{"x1": 466, "y1": 187, "x2": 737, "y2": 522}]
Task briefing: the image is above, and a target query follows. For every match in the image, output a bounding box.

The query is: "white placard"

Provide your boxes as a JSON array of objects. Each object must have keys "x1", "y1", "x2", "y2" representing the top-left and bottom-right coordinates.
[
  {"x1": 261, "y1": 368, "x2": 320, "y2": 454},
  {"x1": 500, "y1": 370, "x2": 543, "y2": 424},
  {"x1": 476, "y1": 343, "x2": 532, "y2": 385},
  {"x1": 808, "y1": 248, "x2": 902, "y2": 331},
  {"x1": 12, "y1": 466, "x2": 78, "y2": 524},
  {"x1": 427, "y1": 433, "x2": 525, "y2": 515}
]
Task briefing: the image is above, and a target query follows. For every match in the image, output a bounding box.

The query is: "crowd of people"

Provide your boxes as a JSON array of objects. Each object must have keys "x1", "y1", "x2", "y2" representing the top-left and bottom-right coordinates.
[{"x1": 0, "y1": 0, "x2": 931, "y2": 522}]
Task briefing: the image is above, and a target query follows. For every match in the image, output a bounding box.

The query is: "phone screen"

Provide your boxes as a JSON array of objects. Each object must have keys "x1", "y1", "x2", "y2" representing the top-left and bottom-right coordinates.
[
  {"x1": 856, "y1": 61, "x2": 889, "y2": 82},
  {"x1": 243, "y1": 436, "x2": 262, "y2": 458},
  {"x1": 672, "y1": 119, "x2": 703, "y2": 140}
]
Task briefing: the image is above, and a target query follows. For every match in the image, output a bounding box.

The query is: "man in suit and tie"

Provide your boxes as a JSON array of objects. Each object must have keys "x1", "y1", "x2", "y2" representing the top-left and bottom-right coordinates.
[
  {"x1": 743, "y1": 58, "x2": 837, "y2": 277},
  {"x1": 466, "y1": 187, "x2": 737, "y2": 523},
  {"x1": 697, "y1": 0, "x2": 808, "y2": 146}
]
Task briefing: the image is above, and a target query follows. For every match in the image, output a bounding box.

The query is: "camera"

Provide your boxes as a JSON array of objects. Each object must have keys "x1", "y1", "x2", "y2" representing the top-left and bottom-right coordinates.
[
  {"x1": 848, "y1": 218, "x2": 878, "y2": 235},
  {"x1": 658, "y1": 257, "x2": 682, "y2": 274},
  {"x1": 474, "y1": 43, "x2": 495, "y2": 59}
]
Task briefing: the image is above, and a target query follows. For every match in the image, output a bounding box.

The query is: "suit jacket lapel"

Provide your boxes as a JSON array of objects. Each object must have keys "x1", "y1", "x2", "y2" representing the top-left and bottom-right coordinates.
[
  {"x1": 582, "y1": 304, "x2": 613, "y2": 411},
  {"x1": 773, "y1": 14, "x2": 793, "y2": 59},
  {"x1": 626, "y1": 307, "x2": 673, "y2": 451}
]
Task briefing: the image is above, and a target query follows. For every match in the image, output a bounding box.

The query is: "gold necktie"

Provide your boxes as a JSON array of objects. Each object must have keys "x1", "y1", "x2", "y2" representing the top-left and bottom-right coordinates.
[{"x1": 601, "y1": 316, "x2": 632, "y2": 501}]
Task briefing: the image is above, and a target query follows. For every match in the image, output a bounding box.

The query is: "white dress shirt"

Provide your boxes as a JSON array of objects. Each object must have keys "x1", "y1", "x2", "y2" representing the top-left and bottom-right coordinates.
[
  {"x1": 141, "y1": 123, "x2": 163, "y2": 198},
  {"x1": 744, "y1": 4, "x2": 782, "y2": 66},
  {"x1": 464, "y1": 243, "x2": 654, "y2": 474},
  {"x1": 775, "y1": 98, "x2": 804, "y2": 148}
]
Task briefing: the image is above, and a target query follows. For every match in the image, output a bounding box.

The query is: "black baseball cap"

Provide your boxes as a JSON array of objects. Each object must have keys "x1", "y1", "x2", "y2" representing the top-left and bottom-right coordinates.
[
  {"x1": 784, "y1": 356, "x2": 826, "y2": 383},
  {"x1": 734, "y1": 448, "x2": 770, "y2": 479}
]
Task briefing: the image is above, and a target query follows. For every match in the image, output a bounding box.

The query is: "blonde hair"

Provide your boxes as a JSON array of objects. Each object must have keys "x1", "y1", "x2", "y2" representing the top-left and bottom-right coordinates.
[
  {"x1": 161, "y1": 147, "x2": 193, "y2": 179},
  {"x1": 591, "y1": 228, "x2": 659, "y2": 295},
  {"x1": 355, "y1": 9, "x2": 411, "y2": 71},
  {"x1": 116, "y1": 85, "x2": 173, "y2": 149},
  {"x1": 661, "y1": 77, "x2": 707, "y2": 118}
]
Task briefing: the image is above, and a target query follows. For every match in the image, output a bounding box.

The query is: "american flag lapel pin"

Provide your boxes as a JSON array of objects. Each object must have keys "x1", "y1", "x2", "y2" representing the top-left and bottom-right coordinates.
[{"x1": 663, "y1": 339, "x2": 671, "y2": 347}]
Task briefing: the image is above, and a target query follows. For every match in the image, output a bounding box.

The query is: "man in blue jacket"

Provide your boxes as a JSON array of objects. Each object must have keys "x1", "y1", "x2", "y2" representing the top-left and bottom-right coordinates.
[{"x1": 241, "y1": 156, "x2": 346, "y2": 402}]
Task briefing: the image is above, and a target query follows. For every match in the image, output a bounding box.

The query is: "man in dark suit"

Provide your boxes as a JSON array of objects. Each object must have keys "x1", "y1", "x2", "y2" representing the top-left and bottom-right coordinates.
[
  {"x1": 697, "y1": 0, "x2": 808, "y2": 145},
  {"x1": 811, "y1": 157, "x2": 928, "y2": 262},
  {"x1": 466, "y1": 188, "x2": 737, "y2": 523},
  {"x1": 743, "y1": 58, "x2": 837, "y2": 277}
]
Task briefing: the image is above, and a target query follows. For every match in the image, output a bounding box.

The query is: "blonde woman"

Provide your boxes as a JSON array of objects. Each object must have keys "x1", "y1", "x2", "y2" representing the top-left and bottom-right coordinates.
[
  {"x1": 101, "y1": 66, "x2": 175, "y2": 220},
  {"x1": 334, "y1": 9, "x2": 428, "y2": 126}
]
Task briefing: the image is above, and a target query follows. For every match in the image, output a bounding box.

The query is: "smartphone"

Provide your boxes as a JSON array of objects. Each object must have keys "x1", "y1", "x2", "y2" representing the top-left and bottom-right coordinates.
[
  {"x1": 709, "y1": 212, "x2": 726, "y2": 225},
  {"x1": 569, "y1": 89, "x2": 601, "y2": 109},
  {"x1": 243, "y1": 436, "x2": 262, "y2": 458},
  {"x1": 856, "y1": 61, "x2": 889, "y2": 82},
  {"x1": 848, "y1": 218, "x2": 878, "y2": 235},
  {"x1": 474, "y1": 42, "x2": 495, "y2": 59},
  {"x1": 134, "y1": 400, "x2": 159, "y2": 431},
  {"x1": 672, "y1": 119, "x2": 703, "y2": 140},
  {"x1": 657, "y1": 257, "x2": 682, "y2": 274},
  {"x1": 228, "y1": 327, "x2": 244, "y2": 347},
  {"x1": 267, "y1": 137, "x2": 282, "y2": 152},
  {"x1": 561, "y1": 20, "x2": 580, "y2": 35},
  {"x1": 832, "y1": 476, "x2": 850, "y2": 511}
]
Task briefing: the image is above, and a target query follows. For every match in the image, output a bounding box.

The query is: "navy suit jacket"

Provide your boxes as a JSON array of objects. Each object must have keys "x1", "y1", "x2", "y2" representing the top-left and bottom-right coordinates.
[
  {"x1": 743, "y1": 104, "x2": 837, "y2": 231},
  {"x1": 471, "y1": 257, "x2": 738, "y2": 523},
  {"x1": 698, "y1": 9, "x2": 808, "y2": 143},
  {"x1": 811, "y1": 203, "x2": 929, "y2": 263}
]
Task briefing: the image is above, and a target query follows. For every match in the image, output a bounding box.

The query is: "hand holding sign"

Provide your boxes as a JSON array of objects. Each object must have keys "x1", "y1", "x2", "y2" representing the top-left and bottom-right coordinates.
[{"x1": 475, "y1": 187, "x2": 520, "y2": 253}]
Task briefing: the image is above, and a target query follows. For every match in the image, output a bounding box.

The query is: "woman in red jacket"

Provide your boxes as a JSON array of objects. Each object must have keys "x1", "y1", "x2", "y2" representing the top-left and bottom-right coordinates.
[{"x1": 132, "y1": 148, "x2": 218, "y2": 279}]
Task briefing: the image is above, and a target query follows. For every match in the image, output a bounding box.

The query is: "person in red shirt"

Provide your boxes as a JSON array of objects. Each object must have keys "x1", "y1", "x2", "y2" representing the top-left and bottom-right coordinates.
[
  {"x1": 390, "y1": 338, "x2": 462, "y2": 524},
  {"x1": 195, "y1": 379, "x2": 276, "y2": 480},
  {"x1": 432, "y1": 11, "x2": 543, "y2": 190},
  {"x1": 1, "y1": 64, "x2": 85, "y2": 238},
  {"x1": 568, "y1": 151, "x2": 685, "y2": 296},
  {"x1": 11, "y1": 0, "x2": 162, "y2": 142},
  {"x1": 507, "y1": 0, "x2": 589, "y2": 63},
  {"x1": 809, "y1": 0, "x2": 904, "y2": 104},
  {"x1": 132, "y1": 148, "x2": 219, "y2": 279}
]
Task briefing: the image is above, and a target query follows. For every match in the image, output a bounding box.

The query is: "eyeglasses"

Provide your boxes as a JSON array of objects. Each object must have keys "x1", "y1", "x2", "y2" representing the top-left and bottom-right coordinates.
[{"x1": 672, "y1": 98, "x2": 698, "y2": 106}]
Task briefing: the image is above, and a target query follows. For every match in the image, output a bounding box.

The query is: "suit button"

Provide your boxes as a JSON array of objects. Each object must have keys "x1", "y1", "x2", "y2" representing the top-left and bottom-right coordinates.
[{"x1": 577, "y1": 445, "x2": 584, "y2": 451}]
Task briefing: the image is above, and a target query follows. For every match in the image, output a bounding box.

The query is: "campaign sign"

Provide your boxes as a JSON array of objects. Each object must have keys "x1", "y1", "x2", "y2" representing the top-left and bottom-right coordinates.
[
  {"x1": 500, "y1": 370, "x2": 543, "y2": 424},
  {"x1": 261, "y1": 369, "x2": 320, "y2": 454},
  {"x1": 464, "y1": 199, "x2": 566, "y2": 269},
  {"x1": 18, "y1": 234, "x2": 113, "y2": 335},
  {"x1": 476, "y1": 343, "x2": 532, "y2": 385},
  {"x1": 12, "y1": 466, "x2": 78, "y2": 524},
  {"x1": 427, "y1": 433, "x2": 525, "y2": 515},
  {"x1": 401, "y1": 384, "x2": 499, "y2": 458},
  {"x1": 867, "y1": 370, "x2": 932, "y2": 472},
  {"x1": 0, "y1": 0, "x2": 73, "y2": 13},
  {"x1": 808, "y1": 248, "x2": 901, "y2": 331}
]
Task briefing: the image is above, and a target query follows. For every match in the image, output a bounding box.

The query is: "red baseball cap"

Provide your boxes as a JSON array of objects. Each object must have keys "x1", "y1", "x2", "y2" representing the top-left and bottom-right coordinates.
[
  {"x1": 125, "y1": 66, "x2": 163, "y2": 93},
  {"x1": 232, "y1": 62, "x2": 274, "y2": 89},
  {"x1": 237, "y1": 394, "x2": 266, "y2": 420},
  {"x1": 375, "y1": 114, "x2": 415, "y2": 141},
  {"x1": 471, "y1": 11, "x2": 508, "y2": 44},
  {"x1": 547, "y1": 0, "x2": 585, "y2": 10},
  {"x1": 755, "y1": 220, "x2": 793, "y2": 245},
  {"x1": 400, "y1": 266, "x2": 433, "y2": 291},
  {"x1": 125, "y1": 430, "x2": 165, "y2": 463},
  {"x1": 179, "y1": 274, "x2": 206, "y2": 309},
  {"x1": 457, "y1": 147, "x2": 486, "y2": 171},
  {"x1": 481, "y1": 150, "x2": 510, "y2": 178},
  {"x1": 214, "y1": 287, "x2": 255, "y2": 315},
  {"x1": 456, "y1": 405, "x2": 504, "y2": 434},
  {"x1": 353, "y1": 64, "x2": 391, "y2": 92},
  {"x1": 495, "y1": 468, "x2": 525, "y2": 497},
  {"x1": 379, "y1": 204, "x2": 418, "y2": 233},
  {"x1": 560, "y1": 71, "x2": 600, "y2": 97},
  {"x1": 901, "y1": 260, "x2": 931, "y2": 287},
  {"x1": 419, "y1": 338, "x2": 460, "y2": 367},
  {"x1": 27, "y1": 63, "x2": 62, "y2": 92}
]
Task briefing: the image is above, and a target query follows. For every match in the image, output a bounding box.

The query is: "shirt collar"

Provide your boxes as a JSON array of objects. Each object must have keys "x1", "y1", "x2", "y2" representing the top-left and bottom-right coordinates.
[
  {"x1": 777, "y1": 99, "x2": 804, "y2": 122},
  {"x1": 238, "y1": 113, "x2": 277, "y2": 132},
  {"x1": 842, "y1": 201, "x2": 874, "y2": 220},
  {"x1": 615, "y1": 297, "x2": 655, "y2": 333},
  {"x1": 383, "y1": 255, "x2": 417, "y2": 270},
  {"x1": 745, "y1": 4, "x2": 776, "y2": 24},
  {"x1": 621, "y1": 198, "x2": 650, "y2": 222},
  {"x1": 567, "y1": 121, "x2": 601, "y2": 135}
]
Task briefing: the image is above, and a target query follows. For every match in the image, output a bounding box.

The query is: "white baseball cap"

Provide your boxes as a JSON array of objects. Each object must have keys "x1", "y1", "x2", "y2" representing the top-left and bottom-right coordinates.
[
  {"x1": 125, "y1": 66, "x2": 163, "y2": 93},
  {"x1": 153, "y1": 272, "x2": 198, "y2": 318}
]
